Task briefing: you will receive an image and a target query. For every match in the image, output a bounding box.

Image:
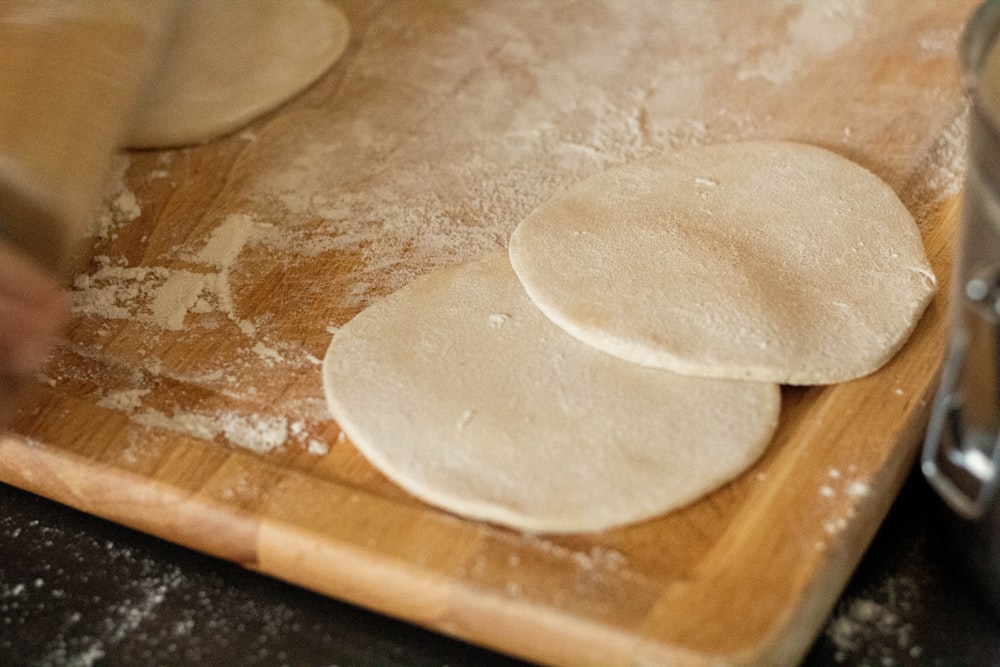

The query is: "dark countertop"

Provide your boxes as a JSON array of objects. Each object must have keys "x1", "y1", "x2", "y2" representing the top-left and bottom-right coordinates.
[{"x1": 1, "y1": 464, "x2": 999, "y2": 667}]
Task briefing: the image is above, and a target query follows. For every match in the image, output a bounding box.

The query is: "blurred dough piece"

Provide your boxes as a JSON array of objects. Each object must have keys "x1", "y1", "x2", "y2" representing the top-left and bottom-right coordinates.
[
  {"x1": 128, "y1": 0, "x2": 349, "y2": 148},
  {"x1": 323, "y1": 252, "x2": 780, "y2": 533},
  {"x1": 508, "y1": 141, "x2": 937, "y2": 385}
]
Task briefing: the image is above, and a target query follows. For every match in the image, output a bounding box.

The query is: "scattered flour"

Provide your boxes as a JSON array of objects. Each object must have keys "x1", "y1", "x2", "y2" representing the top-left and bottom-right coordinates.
[
  {"x1": 92, "y1": 385, "x2": 330, "y2": 455},
  {"x1": 219, "y1": 412, "x2": 288, "y2": 453},
  {"x1": 76, "y1": 211, "x2": 272, "y2": 331},
  {"x1": 909, "y1": 103, "x2": 968, "y2": 214},
  {"x1": 826, "y1": 576, "x2": 924, "y2": 665},
  {"x1": 738, "y1": 0, "x2": 866, "y2": 84},
  {"x1": 918, "y1": 28, "x2": 960, "y2": 58},
  {"x1": 132, "y1": 408, "x2": 221, "y2": 443},
  {"x1": 519, "y1": 535, "x2": 633, "y2": 578},
  {"x1": 92, "y1": 156, "x2": 141, "y2": 240},
  {"x1": 0, "y1": 502, "x2": 339, "y2": 666},
  {"x1": 147, "y1": 271, "x2": 217, "y2": 332},
  {"x1": 63, "y1": 1, "x2": 968, "y2": 467},
  {"x1": 70, "y1": 260, "x2": 229, "y2": 333},
  {"x1": 251, "y1": 342, "x2": 286, "y2": 367},
  {"x1": 70, "y1": 212, "x2": 279, "y2": 343},
  {"x1": 306, "y1": 439, "x2": 329, "y2": 456},
  {"x1": 814, "y1": 467, "x2": 872, "y2": 548},
  {"x1": 189, "y1": 213, "x2": 263, "y2": 268},
  {"x1": 848, "y1": 481, "x2": 871, "y2": 498},
  {"x1": 97, "y1": 389, "x2": 151, "y2": 413},
  {"x1": 0, "y1": 511, "x2": 189, "y2": 667},
  {"x1": 128, "y1": 407, "x2": 288, "y2": 454}
]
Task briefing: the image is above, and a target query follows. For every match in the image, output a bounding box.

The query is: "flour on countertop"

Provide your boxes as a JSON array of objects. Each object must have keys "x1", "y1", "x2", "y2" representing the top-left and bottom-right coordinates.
[
  {"x1": 826, "y1": 575, "x2": 924, "y2": 664},
  {"x1": 0, "y1": 513, "x2": 184, "y2": 667},
  {"x1": 0, "y1": 504, "x2": 323, "y2": 666}
]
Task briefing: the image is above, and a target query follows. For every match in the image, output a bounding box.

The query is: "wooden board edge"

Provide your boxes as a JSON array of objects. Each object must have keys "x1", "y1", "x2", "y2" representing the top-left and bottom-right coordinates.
[
  {"x1": 752, "y1": 196, "x2": 959, "y2": 665},
  {"x1": 0, "y1": 192, "x2": 963, "y2": 667},
  {"x1": 253, "y1": 490, "x2": 715, "y2": 667},
  {"x1": 0, "y1": 431, "x2": 674, "y2": 667},
  {"x1": 629, "y1": 193, "x2": 958, "y2": 665},
  {"x1": 0, "y1": 434, "x2": 260, "y2": 566}
]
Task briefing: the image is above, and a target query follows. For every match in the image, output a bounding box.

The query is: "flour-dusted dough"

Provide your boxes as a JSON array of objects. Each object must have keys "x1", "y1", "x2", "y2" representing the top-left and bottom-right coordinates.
[
  {"x1": 508, "y1": 141, "x2": 937, "y2": 385},
  {"x1": 323, "y1": 252, "x2": 779, "y2": 533},
  {"x1": 127, "y1": 0, "x2": 349, "y2": 148}
]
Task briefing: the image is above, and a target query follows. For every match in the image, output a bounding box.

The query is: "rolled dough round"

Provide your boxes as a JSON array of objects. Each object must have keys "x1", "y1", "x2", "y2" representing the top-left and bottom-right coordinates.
[
  {"x1": 507, "y1": 141, "x2": 937, "y2": 385},
  {"x1": 323, "y1": 252, "x2": 780, "y2": 533},
  {"x1": 127, "y1": 0, "x2": 349, "y2": 148}
]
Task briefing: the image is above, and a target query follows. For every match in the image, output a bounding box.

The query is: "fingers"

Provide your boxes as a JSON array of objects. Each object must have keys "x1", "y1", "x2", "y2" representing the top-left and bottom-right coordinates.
[
  {"x1": 0, "y1": 241, "x2": 68, "y2": 421},
  {"x1": 0, "y1": 239, "x2": 67, "y2": 303},
  {"x1": 0, "y1": 282, "x2": 67, "y2": 374}
]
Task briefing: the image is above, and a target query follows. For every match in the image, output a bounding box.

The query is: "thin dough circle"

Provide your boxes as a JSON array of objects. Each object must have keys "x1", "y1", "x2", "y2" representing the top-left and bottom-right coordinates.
[
  {"x1": 508, "y1": 141, "x2": 937, "y2": 385},
  {"x1": 323, "y1": 252, "x2": 780, "y2": 533},
  {"x1": 127, "y1": 0, "x2": 349, "y2": 148}
]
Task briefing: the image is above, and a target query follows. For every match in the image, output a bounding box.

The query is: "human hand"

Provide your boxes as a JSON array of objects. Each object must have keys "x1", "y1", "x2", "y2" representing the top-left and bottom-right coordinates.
[{"x1": 0, "y1": 240, "x2": 68, "y2": 425}]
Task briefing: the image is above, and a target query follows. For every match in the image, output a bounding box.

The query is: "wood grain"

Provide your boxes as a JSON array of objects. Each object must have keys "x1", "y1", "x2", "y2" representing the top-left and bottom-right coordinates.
[{"x1": 0, "y1": 2, "x2": 975, "y2": 665}]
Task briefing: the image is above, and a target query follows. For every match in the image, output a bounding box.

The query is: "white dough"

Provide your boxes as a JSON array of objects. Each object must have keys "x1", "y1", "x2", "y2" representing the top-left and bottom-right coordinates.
[
  {"x1": 128, "y1": 0, "x2": 350, "y2": 148},
  {"x1": 508, "y1": 141, "x2": 937, "y2": 385},
  {"x1": 323, "y1": 252, "x2": 780, "y2": 533}
]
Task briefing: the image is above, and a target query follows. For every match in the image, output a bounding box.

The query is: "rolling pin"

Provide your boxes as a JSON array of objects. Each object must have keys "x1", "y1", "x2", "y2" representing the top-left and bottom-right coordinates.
[{"x1": 0, "y1": 0, "x2": 177, "y2": 278}]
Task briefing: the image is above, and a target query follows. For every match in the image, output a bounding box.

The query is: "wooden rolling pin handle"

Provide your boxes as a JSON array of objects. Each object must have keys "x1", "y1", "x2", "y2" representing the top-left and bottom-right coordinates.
[{"x1": 0, "y1": 1, "x2": 177, "y2": 279}]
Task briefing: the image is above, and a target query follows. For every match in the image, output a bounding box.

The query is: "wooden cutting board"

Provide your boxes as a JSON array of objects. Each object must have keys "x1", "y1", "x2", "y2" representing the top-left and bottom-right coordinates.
[{"x1": 0, "y1": 1, "x2": 977, "y2": 664}]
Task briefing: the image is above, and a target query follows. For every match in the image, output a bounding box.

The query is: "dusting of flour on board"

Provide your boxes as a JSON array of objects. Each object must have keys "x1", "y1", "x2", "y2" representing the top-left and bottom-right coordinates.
[
  {"x1": 737, "y1": 0, "x2": 865, "y2": 84},
  {"x1": 60, "y1": 1, "x2": 967, "y2": 460},
  {"x1": 92, "y1": 155, "x2": 141, "y2": 240},
  {"x1": 241, "y1": 0, "x2": 960, "y2": 307},
  {"x1": 69, "y1": 189, "x2": 321, "y2": 452},
  {"x1": 72, "y1": 213, "x2": 269, "y2": 336}
]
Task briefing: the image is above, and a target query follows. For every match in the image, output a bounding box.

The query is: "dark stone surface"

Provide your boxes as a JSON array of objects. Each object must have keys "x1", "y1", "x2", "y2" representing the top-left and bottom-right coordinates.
[
  {"x1": 1, "y1": 466, "x2": 998, "y2": 667},
  {"x1": 804, "y1": 471, "x2": 1000, "y2": 667}
]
